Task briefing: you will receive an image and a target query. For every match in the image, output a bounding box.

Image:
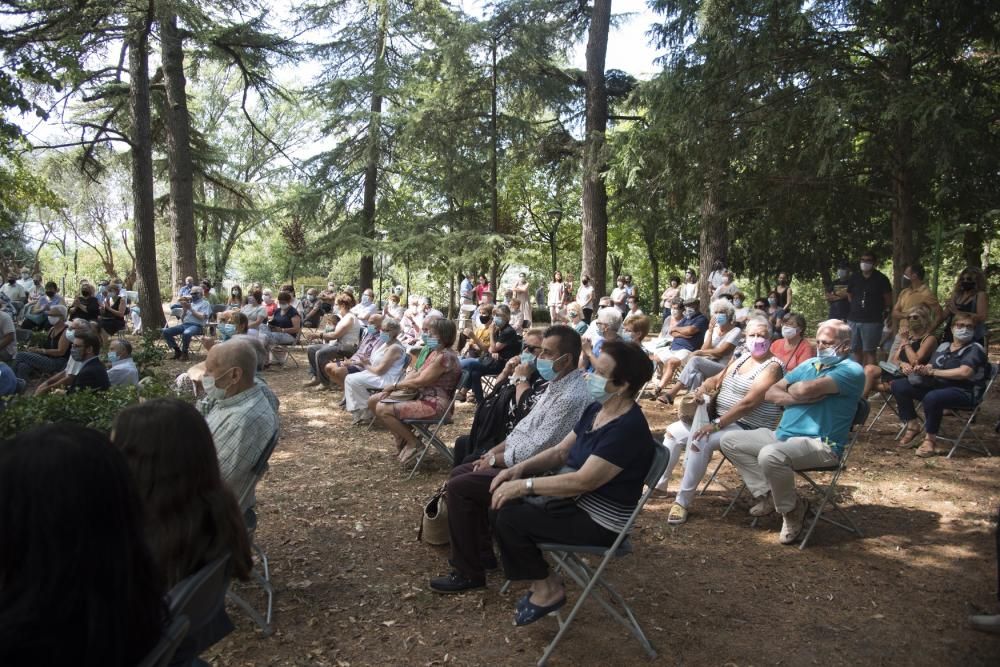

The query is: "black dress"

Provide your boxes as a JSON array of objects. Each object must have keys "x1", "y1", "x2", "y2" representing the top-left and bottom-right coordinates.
[{"x1": 99, "y1": 297, "x2": 127, "y2": 335}]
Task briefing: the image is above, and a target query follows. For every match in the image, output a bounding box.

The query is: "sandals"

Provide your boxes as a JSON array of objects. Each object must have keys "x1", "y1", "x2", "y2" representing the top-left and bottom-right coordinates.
[
  {"x1": 398, "y1": 445, "x2": 420, "y2": 466},
  {"x1": 656, "y1": 393, "x2": 674, "y2": 405},
  {"x1": 915, "y1": 439, "x2": 939, "y2": 458},
  {"x1": 667, "y1": 503, "x2": 689, "y2": 525},
  {"x1": 898, "y1": 424, "x2": 923, "y2": 447}
]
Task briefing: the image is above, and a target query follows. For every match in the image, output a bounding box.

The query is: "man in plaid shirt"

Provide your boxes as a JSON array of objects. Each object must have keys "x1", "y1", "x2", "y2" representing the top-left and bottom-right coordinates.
[{"x1": 198, "y1": 339, "x2": 280, "y2": 510}]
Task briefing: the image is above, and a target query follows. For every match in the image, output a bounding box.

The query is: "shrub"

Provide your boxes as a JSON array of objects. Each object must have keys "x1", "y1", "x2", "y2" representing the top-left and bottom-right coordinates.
[
  {"x1": 132, "y1": 330, "x2": 166, "y2": 377},
  {"x1": 0, "y1": 373, "x2": 187, "y2": 437}
]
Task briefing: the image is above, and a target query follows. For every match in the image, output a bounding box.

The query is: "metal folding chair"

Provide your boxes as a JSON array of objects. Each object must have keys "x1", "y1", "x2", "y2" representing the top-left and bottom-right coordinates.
[
  {"x1": 403, "y1": 370, "x2": 469, "y2": 479},
  {"x1": 865, "y1": 391, "x2": 900, "y2": 433},
  {"x1": 227, "y1": 430, "x2": 280, "y2": 635},
  {"x1": 720, "y1": 400, "x2": 870, "y2": 549},
  {"x1": 937, "y1": 363, "x2": 997, "y2": 458},
  {"x1": 167, "y1": 555, "x2": 232, "y2": 663},
  {"x1": 366, "y1": 353, "x2": 411, "y2": 431},
  {"x1": 530, "y1": 439, "x2": 669, "y2": 666},
  {"x1": 136, "y1": 614, "x2": 190, "y2": 667}
]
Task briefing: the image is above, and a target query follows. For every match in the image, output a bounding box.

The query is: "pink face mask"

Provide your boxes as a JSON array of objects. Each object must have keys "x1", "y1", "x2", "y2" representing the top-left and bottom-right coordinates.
[{"x1": 744, "y1": 335, "x2": 770, "y2": 357}]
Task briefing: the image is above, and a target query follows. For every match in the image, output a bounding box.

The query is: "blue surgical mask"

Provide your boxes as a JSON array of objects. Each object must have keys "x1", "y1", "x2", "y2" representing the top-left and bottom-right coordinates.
[
  {"x1": 494, "y1": 317, "x2": 506, "y2": 328},
  {"x1": 817, "y1": 346, "x2": 844, "y2": 366},
  {"x1": 519, "y1": 351, "x2": 536, "y2": 365},
  {"x1": 65, "y1": 329, "x2": 76, "y2": 342},
  {"x1": 733, "y1": 299, "x2": 743, "y2": 308},
  {"x1": 70, "y1": 347, "x2": 84, "y2": 362},
  {"x1": 536, "y1": 355, "x2": 563, "y2": 381},
  {"x1": 421, "y1": 333, "x2": 439, "y2": 350},
  {"x1": 107, "y1": 351, "x2": 119, "y2": 363},
  {"x1": 621, "y1": 331, "x2": 633, "y2": 342},
  {"x1": 379, "y1": 332, "x2": 392, "y2": 343},
  {"x1": 715, "y1": 314, "x2": 728, "y2": 325},
  {"x1": 367, "y1": 324, "x2": 377, "y2": 335},
  {"x1": 683, "y1": 308, "x2": 695, "y2": 319},
  {"x1": 362, "y1": 295, "x2": 372, "y2": 306},
  {"x1": 219, "y1": 323, "x2": 236, "y2": 337},
  {"x1": 585, "y1": 372, "x2": 613, "y2": 403},
  {"x1": 952, "y1": 327, "x2": 973, "y2": 343}
]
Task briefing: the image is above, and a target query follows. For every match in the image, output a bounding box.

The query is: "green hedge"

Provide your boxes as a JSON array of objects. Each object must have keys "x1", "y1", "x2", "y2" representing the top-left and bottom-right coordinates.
[{"x1": 0, "y1": 376, "x2": 181, "y2": 437}]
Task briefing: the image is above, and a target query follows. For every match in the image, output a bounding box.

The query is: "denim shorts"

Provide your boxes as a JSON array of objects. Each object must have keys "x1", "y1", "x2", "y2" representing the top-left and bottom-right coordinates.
[{"x1": 848, "y1": 321, "x2": 883, "y2": 353}]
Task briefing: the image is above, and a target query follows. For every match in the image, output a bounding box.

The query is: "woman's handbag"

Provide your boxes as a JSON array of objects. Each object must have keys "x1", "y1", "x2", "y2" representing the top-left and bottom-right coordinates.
[
  {"x1": 418, "y1": 484, "x2": 449, "y2": 545},
  {"x1": 381, "y1": 387, "x2": 421, "y2": 402}
]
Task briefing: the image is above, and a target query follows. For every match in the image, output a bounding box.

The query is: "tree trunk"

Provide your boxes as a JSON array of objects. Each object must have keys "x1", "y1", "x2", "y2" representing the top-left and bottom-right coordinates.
[
  {"x1": 698, "y1": 184, "x2": 726, "y2": 308},
  {"x1": 961, "y1": 225, "x2": 985, "y2": 270},
  {"x1": 360, "y1": 0, "x2": 388, "y2": 291},
  {"x1": 128, "y1": 6, "x2": 164, "y2": 331},
  {"x1": 159, "y1": 3, "x2": 198, "y2": 291},
  {"x1": 580, "y1": 0, "x2": 611, "y2": 300}
]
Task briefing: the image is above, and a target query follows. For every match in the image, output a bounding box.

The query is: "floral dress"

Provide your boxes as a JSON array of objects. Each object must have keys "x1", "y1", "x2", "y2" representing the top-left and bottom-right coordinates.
[{"x1": 390, "y1": 349, "x2": 462, "y2": 420}]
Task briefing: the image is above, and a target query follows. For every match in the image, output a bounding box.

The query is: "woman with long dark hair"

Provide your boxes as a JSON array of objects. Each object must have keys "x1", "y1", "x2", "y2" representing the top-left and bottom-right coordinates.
[
  {"x1": 114, "y1": 398, "x2": 253, "y2": 589},
  {"x1": 0, "y1": 424, "x2": 165, "y2": 665}
]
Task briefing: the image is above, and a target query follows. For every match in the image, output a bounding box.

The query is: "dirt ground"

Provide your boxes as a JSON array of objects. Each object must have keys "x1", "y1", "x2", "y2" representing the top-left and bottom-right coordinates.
[{"x1": 178, "y1": 354, "x2": 1000, "y2": 667}]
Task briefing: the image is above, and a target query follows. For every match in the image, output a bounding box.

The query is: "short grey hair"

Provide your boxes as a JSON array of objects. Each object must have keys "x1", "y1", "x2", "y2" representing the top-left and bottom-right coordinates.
[
  {"x1": 817, "y1": 319, "x2": 851, "y2": 344},
  {"x1": 48, "y1": 305, "x2": 67, "y2": 319},
  {"x1": 710, "y1": 298, "x2": 736, "y2": 319},
  {"x1": 382, "y1": 317, "x2": 401, "y2": 334},
  {"x1": 744, "y1": 315, "x2": 771, "y2": 337},
  {"x1": 596, "y1": 306, "x2": 623, "y2": 332}
]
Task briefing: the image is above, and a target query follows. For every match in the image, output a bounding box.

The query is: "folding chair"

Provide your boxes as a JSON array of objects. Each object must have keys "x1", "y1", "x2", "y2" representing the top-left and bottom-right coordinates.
[
  {"x1": 366, "y1": 354, "x2": 411, "y2": 431},
  {"x1": 720, "y1": 400, "x2": 870, "y2": 550},
  {"x1": 865, "y1": 392, "x2": 899, "y2": 433},
  {"x1": 136, "y1": 614, "x2": 190, "y2": 667},
  {"x1": 227, "y1": 430, "x2": 280, "y2": 635},
  {"x1": 167, "y1": 554, "x2": 232, "y2": 664},
  {"x1": 531, "y1": 439, "x2": 669, "y2": 666},
  {"x1": 938, "y1": 362, "x2": 997, "y2": 459},
  {"x1": 403, "y1": 369, "x2": 469, "y2": 480}
]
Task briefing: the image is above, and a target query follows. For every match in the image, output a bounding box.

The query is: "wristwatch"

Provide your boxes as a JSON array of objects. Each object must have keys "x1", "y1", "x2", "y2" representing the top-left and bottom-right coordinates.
[
  {"x1": 488, "y1": 453, "x2": 496, "y2": 467},
  {"x1": 525, "y1": 478, "x2": 534, "y2": 494},
  {"x1": 512, "y1": 374, "x2": 528, "y2": 384},
  {"x1": 711, "y1": 418, "x2": 722, "y2": 431}
]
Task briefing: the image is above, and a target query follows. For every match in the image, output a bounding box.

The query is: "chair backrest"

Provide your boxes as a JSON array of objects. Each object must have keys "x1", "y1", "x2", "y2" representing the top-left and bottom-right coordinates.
[
  {"x1": 237, "y1": 429, "x2": 280, "y2": 510},
  {"x1": 851, "y1": 398, "x2": 870, "y2": 431},
  {"x1": 642, "y1": 438, "x2": 672, "y2": 490},
  {"x1": 167, "y1": 554, "x2": 232, "y2": 632},
  {"x1": 136, "y1": 613, "x2": 190, "y2": 667},
  {"x1": 212, "y1": 304, "x2": 227, "y2": 315},
  {"x1": 394, "y1": 350, "x2": 411, "y2": 383}
]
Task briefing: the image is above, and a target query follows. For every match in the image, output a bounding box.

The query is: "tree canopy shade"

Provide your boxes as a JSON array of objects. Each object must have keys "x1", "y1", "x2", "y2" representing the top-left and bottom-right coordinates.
[{"x1": 0, "y1": 0, "x2": 996, "y2": 315}]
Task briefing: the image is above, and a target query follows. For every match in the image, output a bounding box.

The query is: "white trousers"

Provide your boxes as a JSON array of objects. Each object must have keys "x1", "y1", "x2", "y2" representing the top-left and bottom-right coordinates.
[
  {"x1": 658, "y1": 420, "x2": 743, "y2": 508},
  {"x1": 720, "y1": 428, "x2": 838, "y2": 514},
  {"x1": 344, "y1": 369, "x2": 390, "y2": 413}
]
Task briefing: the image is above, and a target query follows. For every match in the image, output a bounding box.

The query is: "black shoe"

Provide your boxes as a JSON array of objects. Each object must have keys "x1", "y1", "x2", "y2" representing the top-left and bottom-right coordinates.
[
  {"x1": 481, "y1": 554, "x2": 498, "y2": 571},
  {"x1": 172, "y1": 349, "x2": 182, "y2": 360},
  {"x1": 429, "y1": 571, "x2": 486, "y2": 594},
  {"x1": 180, "y1": 352, "x2": 189, "y2": 362}
]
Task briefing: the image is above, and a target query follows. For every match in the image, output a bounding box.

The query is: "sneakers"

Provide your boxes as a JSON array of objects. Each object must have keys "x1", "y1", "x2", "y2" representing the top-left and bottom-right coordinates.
[
  {"x1": 666, "y1": 503, "x2": 688, "y2": 525},
  {"x1": 429, "y1": 571, "x2": 486, "y2": 594},
  {"x1": 749, "y1": 493, "x2": 775, "y2": 517},
  {"x1": 779, "y1": 497, "x2": 808, "y2": 545}
]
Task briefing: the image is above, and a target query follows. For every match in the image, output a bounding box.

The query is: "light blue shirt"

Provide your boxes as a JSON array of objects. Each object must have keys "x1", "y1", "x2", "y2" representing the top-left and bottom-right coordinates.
[
  {"x1": 775, "y1": 357, "x2": 864, "y2": 453},
  {"x1": 182, "y1": 297, "x2": 212, "y2": 326}
]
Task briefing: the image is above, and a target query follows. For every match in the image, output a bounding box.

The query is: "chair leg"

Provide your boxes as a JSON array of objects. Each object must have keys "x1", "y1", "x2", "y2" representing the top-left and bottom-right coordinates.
[
  {"x1": 700, "y1": 455, "x2": 726, "y2": 496},
  {"x1": 722, "y1": 483, "x2": 747, "y2": 518}
]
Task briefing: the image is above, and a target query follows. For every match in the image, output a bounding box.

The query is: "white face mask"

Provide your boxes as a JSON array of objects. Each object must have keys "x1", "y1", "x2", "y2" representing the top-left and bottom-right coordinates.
[
  {"x1": 202, "y1": 367, "x2": 236, "y2": 400},
  {"x1": 781, "y1": 326, "x2": 798, "y2": 340},
  {"x1": 48, "y1": 316, "x2": 61, "y2": 325},
  {"x1": 860, "y1": 262, "x2": 874, "y2": 272}
]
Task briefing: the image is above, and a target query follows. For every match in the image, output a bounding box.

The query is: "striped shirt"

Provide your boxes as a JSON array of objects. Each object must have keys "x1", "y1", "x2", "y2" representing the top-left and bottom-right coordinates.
[{"x1": 715, "y1": 356, "x2": 783, "y2": 430}]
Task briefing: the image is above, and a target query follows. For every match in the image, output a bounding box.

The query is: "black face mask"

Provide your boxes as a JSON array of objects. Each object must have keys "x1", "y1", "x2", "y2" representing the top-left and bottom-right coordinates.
[
  {"x1": 479, "y1": 315, "x2": 490, "y2": 324},
  {"x1": 960, "y1": 280, "x2": 975, "y2": 291},
  {"x1": 6, "y1": 280, "x2": 13, "y2": 285},
  {"x1": 45, "y1": 291, "x2": 55, "y2": 298}
]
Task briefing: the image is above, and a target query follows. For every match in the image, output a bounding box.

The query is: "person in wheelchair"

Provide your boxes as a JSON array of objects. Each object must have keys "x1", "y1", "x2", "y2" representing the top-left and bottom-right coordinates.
[{"x1": 893, "y1": 312, "x2": 990, "y2": 458}]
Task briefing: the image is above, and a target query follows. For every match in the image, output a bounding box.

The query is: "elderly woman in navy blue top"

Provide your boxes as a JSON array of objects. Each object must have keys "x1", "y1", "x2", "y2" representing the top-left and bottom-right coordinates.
[
  {"x1": 892, "y1": 312, "x2": 990, "y2": 458},
  {"x1": 489, "y1": 340, "x2": 655, "y2": 626}
]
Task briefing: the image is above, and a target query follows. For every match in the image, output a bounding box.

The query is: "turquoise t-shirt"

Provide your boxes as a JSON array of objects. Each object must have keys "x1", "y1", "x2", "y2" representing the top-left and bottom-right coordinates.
[{"x1": 775, "y1": 357, "x2": 864, "y2": 453}]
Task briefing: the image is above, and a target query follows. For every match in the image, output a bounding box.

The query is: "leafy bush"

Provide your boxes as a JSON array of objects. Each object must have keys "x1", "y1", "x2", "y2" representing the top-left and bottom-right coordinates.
[
  {"x1": 132, "y1": 330, "x2": 166, "y2": 377},
  {"x1": 0, "y1": 372, "x2": 187, "y2": 437},
  {"x1": 17, "y1": 329, "x2": 49, "y2": 351}
]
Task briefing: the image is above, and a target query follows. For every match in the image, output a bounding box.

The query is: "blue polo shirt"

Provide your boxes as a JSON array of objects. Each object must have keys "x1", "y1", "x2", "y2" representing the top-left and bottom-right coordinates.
[
  {"x1": 776, "y1": 357, "x2": 864, "y2": 453},
  {"x1": 670, "y1": 313, "x2": 709, "y2": 352}
]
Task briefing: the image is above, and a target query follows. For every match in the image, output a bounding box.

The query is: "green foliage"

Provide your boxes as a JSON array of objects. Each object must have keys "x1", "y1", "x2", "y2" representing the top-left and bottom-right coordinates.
[
  {"x1": 132, "y1": 331, "x2": 166, "y2": 377},
  {"x1": 0, "y1": 377, "x2": 181, "y2": 436}
]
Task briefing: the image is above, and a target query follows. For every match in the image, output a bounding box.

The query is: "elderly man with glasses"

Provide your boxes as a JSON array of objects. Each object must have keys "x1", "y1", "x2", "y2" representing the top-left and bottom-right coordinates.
[{"x1": 720, "y1": 319, "x2": 864, "y2": 545}]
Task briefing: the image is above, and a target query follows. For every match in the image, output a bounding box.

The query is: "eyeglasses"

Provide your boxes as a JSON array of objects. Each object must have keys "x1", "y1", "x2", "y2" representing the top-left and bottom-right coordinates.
[
  {"x1": 907, "y1": 315, "x2": 922, "y2": 320},
  {"x1": 524, "y1": 344, "x2": 541, "y2": 354}
]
